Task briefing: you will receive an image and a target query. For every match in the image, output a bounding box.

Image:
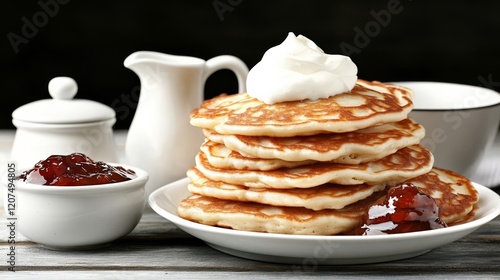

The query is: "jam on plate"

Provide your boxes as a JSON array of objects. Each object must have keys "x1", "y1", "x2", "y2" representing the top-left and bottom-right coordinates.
[{"x1": 353, "y1": 183, "x2": 447, "y2": 235}]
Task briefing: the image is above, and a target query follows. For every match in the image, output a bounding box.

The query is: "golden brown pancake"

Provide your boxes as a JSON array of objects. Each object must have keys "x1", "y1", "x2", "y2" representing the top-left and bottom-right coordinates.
[
  {"x1": 178, "y1": 168, "x2": 479, "y2": 235},
  {"x1": 195, "y1": 144, "x2": 434, "y2": 188},
  {"x1": 407, "y1": 167, "x2": 479, "y2": 225},
  {"x1": 200, "y1": 140, "x2": 315, "y2": 171},
  {"x1": 204, "y1": 118, "x2": 425, "y2": 165},
  {"x1": 187, "y1": 167, "x2": 386, "y2": 210},
  {"x1": 177, "y1": 191, "x2": 385, "y2": 235},
  {"x1": 190, "y1": 80, "x2": 413, "y2": 137}
]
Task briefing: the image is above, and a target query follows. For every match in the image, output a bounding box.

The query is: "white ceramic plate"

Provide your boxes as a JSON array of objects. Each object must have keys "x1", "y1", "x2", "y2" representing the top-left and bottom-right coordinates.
[{"x1": 149, "y1": 178, "x2": 500, "y2": 265}]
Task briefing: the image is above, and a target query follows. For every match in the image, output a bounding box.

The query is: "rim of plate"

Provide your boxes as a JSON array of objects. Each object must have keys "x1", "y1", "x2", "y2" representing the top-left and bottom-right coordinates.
[{"x1": 149, "y1": 179, "x2": 500, "y2": 242}]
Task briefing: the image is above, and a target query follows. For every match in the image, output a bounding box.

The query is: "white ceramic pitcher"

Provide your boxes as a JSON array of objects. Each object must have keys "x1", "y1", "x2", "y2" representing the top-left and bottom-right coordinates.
[{"x1": 124, "y1": 51, "x2": 248, "y2": 197}]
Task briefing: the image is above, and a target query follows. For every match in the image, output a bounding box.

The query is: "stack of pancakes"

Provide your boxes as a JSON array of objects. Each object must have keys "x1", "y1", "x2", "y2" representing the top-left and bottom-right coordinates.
[{"x1": 178, "y1": 79, "x2": 479, "y2": 235}]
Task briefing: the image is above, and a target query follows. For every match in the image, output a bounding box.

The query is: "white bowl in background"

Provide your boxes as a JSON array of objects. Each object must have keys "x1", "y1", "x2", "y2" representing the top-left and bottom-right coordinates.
[
  {"x1": 392, "y1": 81, "x2": 500, "y2": 178},
  {"x1": 4, "y1": 163, "x2": 148, "y2": 249}
]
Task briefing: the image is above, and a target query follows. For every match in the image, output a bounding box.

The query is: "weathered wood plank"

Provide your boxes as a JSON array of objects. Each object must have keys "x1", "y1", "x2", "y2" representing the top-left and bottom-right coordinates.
[
  {"x1": 1, "y1": 207, "x2": 499, "y2": 272},
  {"x1": 2, "y1": 270, "x2": 500, "y2": 280},
  {"x1": 1, "y1": 216, "x2": 498, "y2": 272},
  {"x1": 2, "y1": 270, "x2": 499, "y2": 280}
]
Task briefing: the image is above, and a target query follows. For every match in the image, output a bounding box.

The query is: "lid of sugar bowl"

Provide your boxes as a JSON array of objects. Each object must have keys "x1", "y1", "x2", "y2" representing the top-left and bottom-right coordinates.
[{"x1": 12, "y1": 77, "x2": 116, "y2": 124}]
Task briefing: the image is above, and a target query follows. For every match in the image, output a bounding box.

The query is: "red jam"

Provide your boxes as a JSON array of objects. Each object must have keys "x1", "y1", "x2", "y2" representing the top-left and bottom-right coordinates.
[
  {"x1": 352, "y1": 183, "x2": 447, "y2": 235},
  {"x1": 18, "y1": 153, "x2": 136, "y2": 186}
]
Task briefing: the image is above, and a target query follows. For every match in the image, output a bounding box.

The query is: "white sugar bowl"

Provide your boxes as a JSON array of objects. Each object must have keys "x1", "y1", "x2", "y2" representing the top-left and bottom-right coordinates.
[{"x1": 10, "y1": 77, "x2": 118, "y2": 170}]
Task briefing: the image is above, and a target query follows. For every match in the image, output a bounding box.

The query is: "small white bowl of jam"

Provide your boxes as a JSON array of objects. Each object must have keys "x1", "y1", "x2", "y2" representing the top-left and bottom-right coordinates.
[{"x1": 4, "y1": 153, "x2": 148, "y2": 249}]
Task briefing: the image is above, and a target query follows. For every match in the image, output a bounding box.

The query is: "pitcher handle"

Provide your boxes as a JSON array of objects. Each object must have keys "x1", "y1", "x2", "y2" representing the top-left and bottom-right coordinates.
[{"x1": 204, "y1": 55, "x2": 249, "y2": 93}]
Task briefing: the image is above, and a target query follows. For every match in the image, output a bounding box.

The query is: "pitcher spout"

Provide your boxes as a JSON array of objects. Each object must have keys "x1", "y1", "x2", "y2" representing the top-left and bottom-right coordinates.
[
  {"x1": 124, "y1": 51, "x2": 206, "y2": 70},
  {"x1": 124, "y1": 51, "x2": 206, "y2": 90}
]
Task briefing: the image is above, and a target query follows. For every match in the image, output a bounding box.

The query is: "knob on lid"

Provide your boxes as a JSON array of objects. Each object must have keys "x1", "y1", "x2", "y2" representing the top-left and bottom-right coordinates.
[
  {"x1": 12, "y1": 77, "x2": 116, "y2": 124},
  {"x1": 49, "y1": 77, "x2": 78, "y2": 100}
]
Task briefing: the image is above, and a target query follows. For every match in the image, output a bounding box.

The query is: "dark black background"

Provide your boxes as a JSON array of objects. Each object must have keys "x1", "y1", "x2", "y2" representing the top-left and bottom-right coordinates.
[{"x1": 2, "y1": 0, "x2": 500, "y2": 129}]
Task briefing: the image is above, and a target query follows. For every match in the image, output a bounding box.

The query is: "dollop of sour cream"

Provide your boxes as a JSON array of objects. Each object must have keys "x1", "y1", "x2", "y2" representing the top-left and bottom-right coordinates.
[{"x1": 246, "y1": 32, "x2": 358, "y2": 104}]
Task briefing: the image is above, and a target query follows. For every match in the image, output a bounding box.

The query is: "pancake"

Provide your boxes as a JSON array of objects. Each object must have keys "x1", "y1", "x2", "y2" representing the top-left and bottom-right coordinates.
[
  {"x1": 195, "y1": 144, "x2": 434, "y2": 188},
  {"x1": 190, "y1": 80, "x2": 413, "y2": 137},
  {"x1": 407, "y1": 167, "x2": 479, "y2": 225},
  {"x1": 177, "y1": 191, "x2": 385, "y2": 235},
  {"x1": 201, "y1": 140, "x2": 315, "y2": 171},
  {"x1": 204, "y1": 118, "x2": 425, "y2": 164},
  {"x1": 178, "y1": 168, "x2": 478, "y2": 235},
  {"x1": 187, "y1": 167, "x2": 386, "y2": 210}
]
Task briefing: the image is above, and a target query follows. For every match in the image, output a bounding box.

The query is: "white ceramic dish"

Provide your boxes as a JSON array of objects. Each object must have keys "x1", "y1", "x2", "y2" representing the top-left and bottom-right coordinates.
[
  {"x1": 391, "y1": 81, "x2": 500, "y2": 179},
  {"x1": 4, "y1": 163, "x2": 148, "y2": 249},
  {"x1": 149, "y1": 177, "x2": 500, "y2": 265}
]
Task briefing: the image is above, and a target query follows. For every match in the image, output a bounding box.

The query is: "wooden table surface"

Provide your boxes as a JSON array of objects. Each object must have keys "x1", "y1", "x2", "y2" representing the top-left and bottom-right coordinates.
[
  {"x1": 1, "y1": 130, "x2": 499, "y2": 279},
  {"x1": 1, "y1": 206, "x2": 499, "y2": 279}
]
